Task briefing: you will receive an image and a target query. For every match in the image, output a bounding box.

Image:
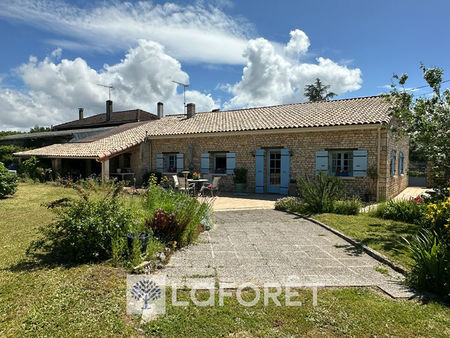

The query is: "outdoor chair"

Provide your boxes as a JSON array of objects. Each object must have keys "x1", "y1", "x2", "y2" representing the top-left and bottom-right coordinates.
[
  {"x1": 177, "y1": 176, "x2": 195, "y2": 195},
  {"x1": 200, "y1": 176, "x2": 221, "y2": 197}
]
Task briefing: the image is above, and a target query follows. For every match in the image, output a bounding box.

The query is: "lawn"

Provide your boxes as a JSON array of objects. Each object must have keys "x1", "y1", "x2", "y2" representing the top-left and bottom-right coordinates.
[
  {"x1": 313, "y1": 213, "x2": 418, "y2": 269},
  {"x1": 0, "y1": 184, "x2": 449, "y2": 336}
]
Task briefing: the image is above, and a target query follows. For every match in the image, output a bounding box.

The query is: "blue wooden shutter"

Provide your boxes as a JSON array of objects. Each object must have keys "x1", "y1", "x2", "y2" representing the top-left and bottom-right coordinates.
[
  {"x1": 353, "y1": 150, "x2": 367, "y2": 177},
  {"x1": 255, "y1": 149, "x2": 264, "y2": 193},
  {"x1": 399, "y1": 152, "x2": 404, "y2": 174},
  {"x1": 315, "y1": 151, "x2": 329, "y2": 175},
  {"x1": 226, "y1": 152, "x2": 236, "y2": 174},
  {"x1": 201, "y1": 153, "x2": 210, "y2": 174},
  {"x1": 156, "y1": 154, "x2": 163, "y2": 173},
  {"x1": 176, "y1": 153, "x2": 184, "y2": 173},
  {"x1": 391, "y1": 151, "x2": 396, "y2": 176},
  {"x1": 280, "y1": 148, "x2": 290, "y2": 195}
]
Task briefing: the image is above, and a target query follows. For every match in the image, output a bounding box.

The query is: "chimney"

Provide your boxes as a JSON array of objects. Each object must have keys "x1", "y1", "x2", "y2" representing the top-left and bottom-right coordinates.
[
  {"x1": 186, "y1": 103, "x2": 195, "y2": 118},
  {"x1": 78, "y1": 108, "x2": 84, "y2": 120},
  {"x1": 106, "y1": 100, "x2": 113, "y2": 121},
  {"x1": 157, "y1": 102, "x2": 164, "y2": 119}
]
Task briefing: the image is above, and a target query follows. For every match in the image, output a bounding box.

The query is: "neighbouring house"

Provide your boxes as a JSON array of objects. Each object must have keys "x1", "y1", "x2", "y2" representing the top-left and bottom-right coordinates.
[
  {"x1": 14, "y1": 96, "x2": 409, "y2": 200},
  {"x1": 0, "y1": 100, "x2": 157, "y2": 148}
]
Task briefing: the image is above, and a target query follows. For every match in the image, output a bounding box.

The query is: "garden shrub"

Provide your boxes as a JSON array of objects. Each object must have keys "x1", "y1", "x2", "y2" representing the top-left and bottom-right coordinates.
[
  {"x1": 274, "y1": 197, "x2": 308, "y2": 214},
  {"x1": 0, "y1": 145, "x2": 26, "y2": 166},
  {"x1": 28, "y1": 182, "x2": 136, "y2": 263},
  {"x1": 0, "y1": 162, "x2": 18, "y2": 198},
  {"x1": 404, "y1": 229, "x2": 449, "y2": 296},
  {"x1": 142, "y1": 175, "x2": 212, "y2": 247},
  {"x1": 373, "y1": 199, "x2": 425, "y2": 224},
  {"x1": 20, "y1": 156, "x2": 52, "y2": 182},
  {"x1": 333, "y1": 198, "x2": 362, "y2": 215},
  {"x1": 296, "y1": 172, "x2": 344, "y2": 213}
]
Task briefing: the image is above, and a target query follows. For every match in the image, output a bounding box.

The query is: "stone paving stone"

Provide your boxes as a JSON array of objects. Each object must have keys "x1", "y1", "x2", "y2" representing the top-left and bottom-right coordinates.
[{"x1": 160, "y1": 209, "x2": 410, "y2": 298}]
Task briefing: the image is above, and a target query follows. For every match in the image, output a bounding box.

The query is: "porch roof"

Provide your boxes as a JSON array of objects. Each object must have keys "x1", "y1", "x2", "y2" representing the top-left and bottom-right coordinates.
[{"x1": 14, "y1": 96, "x2": 392, "y2": 160}]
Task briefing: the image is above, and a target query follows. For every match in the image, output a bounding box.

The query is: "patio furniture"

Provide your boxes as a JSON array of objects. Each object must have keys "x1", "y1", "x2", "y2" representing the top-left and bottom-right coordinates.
[
  {"x1": 177, "y1": 176, "x2": 195, "y2": 194},
  {"x1": 200, "y1": 176, "x2": 221, "y2": 197},
  {"x1": 188, "y1": 178, "x2": 209, "y2": 196}
]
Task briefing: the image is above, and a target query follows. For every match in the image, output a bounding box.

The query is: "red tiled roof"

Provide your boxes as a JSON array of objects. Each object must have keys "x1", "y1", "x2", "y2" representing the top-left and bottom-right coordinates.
[{"x1": 15, "y1": 96, "x2": 392, "y2": 160}]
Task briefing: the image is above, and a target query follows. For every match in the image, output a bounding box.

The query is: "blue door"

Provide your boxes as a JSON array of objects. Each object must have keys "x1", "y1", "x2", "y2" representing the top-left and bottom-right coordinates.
[{"x1": 267, "y1": 149, "x2": 281, "y2": 193}]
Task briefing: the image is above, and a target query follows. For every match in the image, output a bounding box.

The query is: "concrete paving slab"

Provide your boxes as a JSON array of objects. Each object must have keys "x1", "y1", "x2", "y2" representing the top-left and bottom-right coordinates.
[{"x1": 155, "y1": 209, "x2": 412, "y2": 298}]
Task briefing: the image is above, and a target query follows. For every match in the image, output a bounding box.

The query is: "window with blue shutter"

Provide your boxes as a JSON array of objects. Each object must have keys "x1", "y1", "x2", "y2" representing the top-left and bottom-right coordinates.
[
  {"x1": 391, "y1": 150, "x2": 397, "y2": 176},
  {"x1": 353, "y1": 150, "x2": 367, "y2": 177},
  {"x1": 176, "y1": 153, "x2": 184, "y2": 173},
  {"x1": 226, "y1": 153, "x2": 236, "y2": 174},
  {"x1": 315, "y1": 151, "x2": 329, "y2": 175},
  {"x1": 156, "y1": 154, "x2": 164, "y2": 173},
  {"x1": 201, "y1": 153, "x2": 210, "y2": 174},
  {"x1": 399, "y1": 152, "x2": 404, "y2": 175}
]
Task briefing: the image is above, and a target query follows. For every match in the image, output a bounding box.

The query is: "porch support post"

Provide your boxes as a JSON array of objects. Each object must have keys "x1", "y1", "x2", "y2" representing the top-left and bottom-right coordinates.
[
  {"x1": 101, "y1": 159, "x2": 110, "y2": 182},
  {"x1": 51, "y1": 158, "x2": 62, "y2": 174}
]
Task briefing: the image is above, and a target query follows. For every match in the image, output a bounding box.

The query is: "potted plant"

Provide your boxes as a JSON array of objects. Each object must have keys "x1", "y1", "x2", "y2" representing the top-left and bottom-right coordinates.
[
  {"x1": 126, "y1": 231, "x2": 150, "y2": 253},
  {"x1": 192, "y1": 171, "x2": 200, "y2": 180},
  {"x1": 233, "y1": 167, "x2": 248, "y2": 194}
]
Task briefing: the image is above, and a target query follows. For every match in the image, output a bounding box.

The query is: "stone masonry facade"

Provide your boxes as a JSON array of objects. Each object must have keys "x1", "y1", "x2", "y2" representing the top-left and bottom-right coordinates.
[{"x1": 129, "y1": 125, "x2": 409, "y2": 200}]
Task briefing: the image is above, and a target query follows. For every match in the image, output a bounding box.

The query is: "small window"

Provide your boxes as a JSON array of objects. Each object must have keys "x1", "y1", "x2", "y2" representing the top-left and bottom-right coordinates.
[
  {"x1": 166, "y1": 154, "x2": 177, "y2": 173},
  {"x1": 330, "y1": 151, "x2": 353, "y2": 176},
  {"x1": 399, "y1": 152, "x2": 404, "y2": 175},
  {"x1": 391, "y1": 150, "x2": 397, "y2": 176},
  {"x1": 214, "y1": 153, "x2": 227, "y2": 174}
]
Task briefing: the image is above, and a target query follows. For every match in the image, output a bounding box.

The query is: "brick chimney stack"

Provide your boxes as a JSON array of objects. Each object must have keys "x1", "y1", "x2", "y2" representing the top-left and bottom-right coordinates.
[
  {"x1": 186, "y1": 103, "x2": 195, "y2": 118},
  {"x1": 106, "y1": 100, "x2": 113, "y2": 121},
  {"x1": 78, "y1": 108, "x2": 84, "y2": 120},
  {"x1": 157, "y1": 102, "x2": 163, "y2": 119}
]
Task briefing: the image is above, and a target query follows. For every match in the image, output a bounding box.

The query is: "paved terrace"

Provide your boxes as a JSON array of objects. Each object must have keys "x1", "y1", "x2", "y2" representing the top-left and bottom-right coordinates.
[{"x1": 156, "y1": 209, "x2": 413, "y2": 298}]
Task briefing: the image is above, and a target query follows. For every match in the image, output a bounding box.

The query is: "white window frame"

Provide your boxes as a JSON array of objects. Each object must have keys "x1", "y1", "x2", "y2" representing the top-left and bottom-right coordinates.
[{"x1": 329, "y1": 151, "x2": 353, "y2": 177}]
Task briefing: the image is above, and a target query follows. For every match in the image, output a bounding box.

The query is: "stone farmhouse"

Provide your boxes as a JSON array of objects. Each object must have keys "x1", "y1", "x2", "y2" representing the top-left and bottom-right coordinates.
[{"x1": 14, "y1": 96, "x2": 409, "y2": 200}]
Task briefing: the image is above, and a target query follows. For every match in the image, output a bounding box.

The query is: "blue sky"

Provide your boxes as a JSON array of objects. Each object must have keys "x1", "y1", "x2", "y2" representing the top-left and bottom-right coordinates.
[{"x1": 0, "y1": 0, "x2": 449, "y2": 130}]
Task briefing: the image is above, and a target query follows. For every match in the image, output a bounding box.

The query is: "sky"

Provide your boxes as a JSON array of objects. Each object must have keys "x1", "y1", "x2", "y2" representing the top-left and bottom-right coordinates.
[{"x1": 0, "y1": 0, "x2": 449, "y2": 130}]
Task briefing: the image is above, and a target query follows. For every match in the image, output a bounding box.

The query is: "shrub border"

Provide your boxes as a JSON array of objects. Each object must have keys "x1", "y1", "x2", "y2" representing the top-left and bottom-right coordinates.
[{"x1": 282, "y1": 210, "x2": 408, "y2": 275}]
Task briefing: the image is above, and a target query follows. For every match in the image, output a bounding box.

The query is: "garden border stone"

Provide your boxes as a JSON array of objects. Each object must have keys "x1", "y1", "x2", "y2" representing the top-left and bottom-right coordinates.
[{"x1": 284, "y1": 211, "x2": 408, "y2": 275}]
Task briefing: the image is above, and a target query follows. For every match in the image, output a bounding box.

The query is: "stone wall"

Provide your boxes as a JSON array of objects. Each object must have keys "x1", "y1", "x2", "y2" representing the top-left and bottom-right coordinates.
[
  {"x1": 148, "y1": 127, "x2": 402, "y2": 199},
  {"x1": 378, "y1": 126, "x2": 409, "y2": 200}
]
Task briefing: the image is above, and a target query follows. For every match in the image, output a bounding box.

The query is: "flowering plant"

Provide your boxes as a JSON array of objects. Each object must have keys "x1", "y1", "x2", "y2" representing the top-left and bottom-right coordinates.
[{"x1": 192, "y1": 172, "x2": 200, "y2": 180}]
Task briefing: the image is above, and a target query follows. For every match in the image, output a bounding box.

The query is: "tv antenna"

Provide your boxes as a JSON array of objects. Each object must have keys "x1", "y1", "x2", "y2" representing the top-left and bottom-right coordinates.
[
  {"x1": 172, "y1": 80, "x2": 189, "y2": 113},
  {"x1": 97, "y1": 84, "x2": 114, "y2": 100}
]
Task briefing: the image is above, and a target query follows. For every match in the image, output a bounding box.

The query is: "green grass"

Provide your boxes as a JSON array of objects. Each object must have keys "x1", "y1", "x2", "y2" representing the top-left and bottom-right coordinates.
[
  {"x1": 1, "y1": 184, "x2": 449, "y2": 336},
  {"x1": 313, "y1": 213, "x2": 418, "y2": 269},
  {"x1": 146, "y1": 288, "x2": 450, "y2": 337},
  {"x1": 0, "y1": 183, "x2": 137, "y2": 336}
]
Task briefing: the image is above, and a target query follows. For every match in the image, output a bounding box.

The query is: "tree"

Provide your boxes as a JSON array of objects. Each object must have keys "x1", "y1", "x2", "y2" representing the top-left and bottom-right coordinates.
[
  {"x1": 29, "y1": 125, "x2": 51, "y2": 133},
  {"x1": 304, "y1": 78, "x2": 337, "y2": 102},
  {"x1": 386, "y1": 64, "x2": 450, "y2": 188}
]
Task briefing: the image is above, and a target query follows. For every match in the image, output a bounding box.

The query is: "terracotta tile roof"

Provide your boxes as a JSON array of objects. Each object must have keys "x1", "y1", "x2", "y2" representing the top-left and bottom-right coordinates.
[
  {"x1": 15, "y1": 96, "x2": 391, "y2": 160},
  {"x1": 52, "y1": 109, "x2": 157, "y2": 130}
]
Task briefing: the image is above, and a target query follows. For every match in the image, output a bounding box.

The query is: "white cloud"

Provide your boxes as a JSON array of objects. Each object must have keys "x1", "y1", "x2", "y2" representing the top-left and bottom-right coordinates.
[
  {"x1": 285, "y1": 29, "x2": 310, "y2": 56},
  {"x1": 225, "y1": 31, "x2": 362, "y2": 108},
  {"x1": 0, "y1": 0, "x2": 252, "y2": 65},
  {"x1": 0, "y1": 41, "x2": 217, "y2": 130}
]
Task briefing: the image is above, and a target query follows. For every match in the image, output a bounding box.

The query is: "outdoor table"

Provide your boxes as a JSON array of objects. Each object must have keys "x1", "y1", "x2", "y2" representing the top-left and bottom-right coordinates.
[
  {"x1": 188, "y1": 178, "x2": 209, "y2": 195},
  {"x1": 110, "y1": 172, "x2": 135, "y2": 182}
]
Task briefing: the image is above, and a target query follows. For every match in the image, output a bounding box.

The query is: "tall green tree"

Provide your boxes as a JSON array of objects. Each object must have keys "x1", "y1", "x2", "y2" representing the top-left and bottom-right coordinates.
[
  {"x1": 304, "y1": 78, "x2": 337, "y2": 102},
  {"x1": 386, "y1": 64, "x2": 450, "y2": 187}
]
